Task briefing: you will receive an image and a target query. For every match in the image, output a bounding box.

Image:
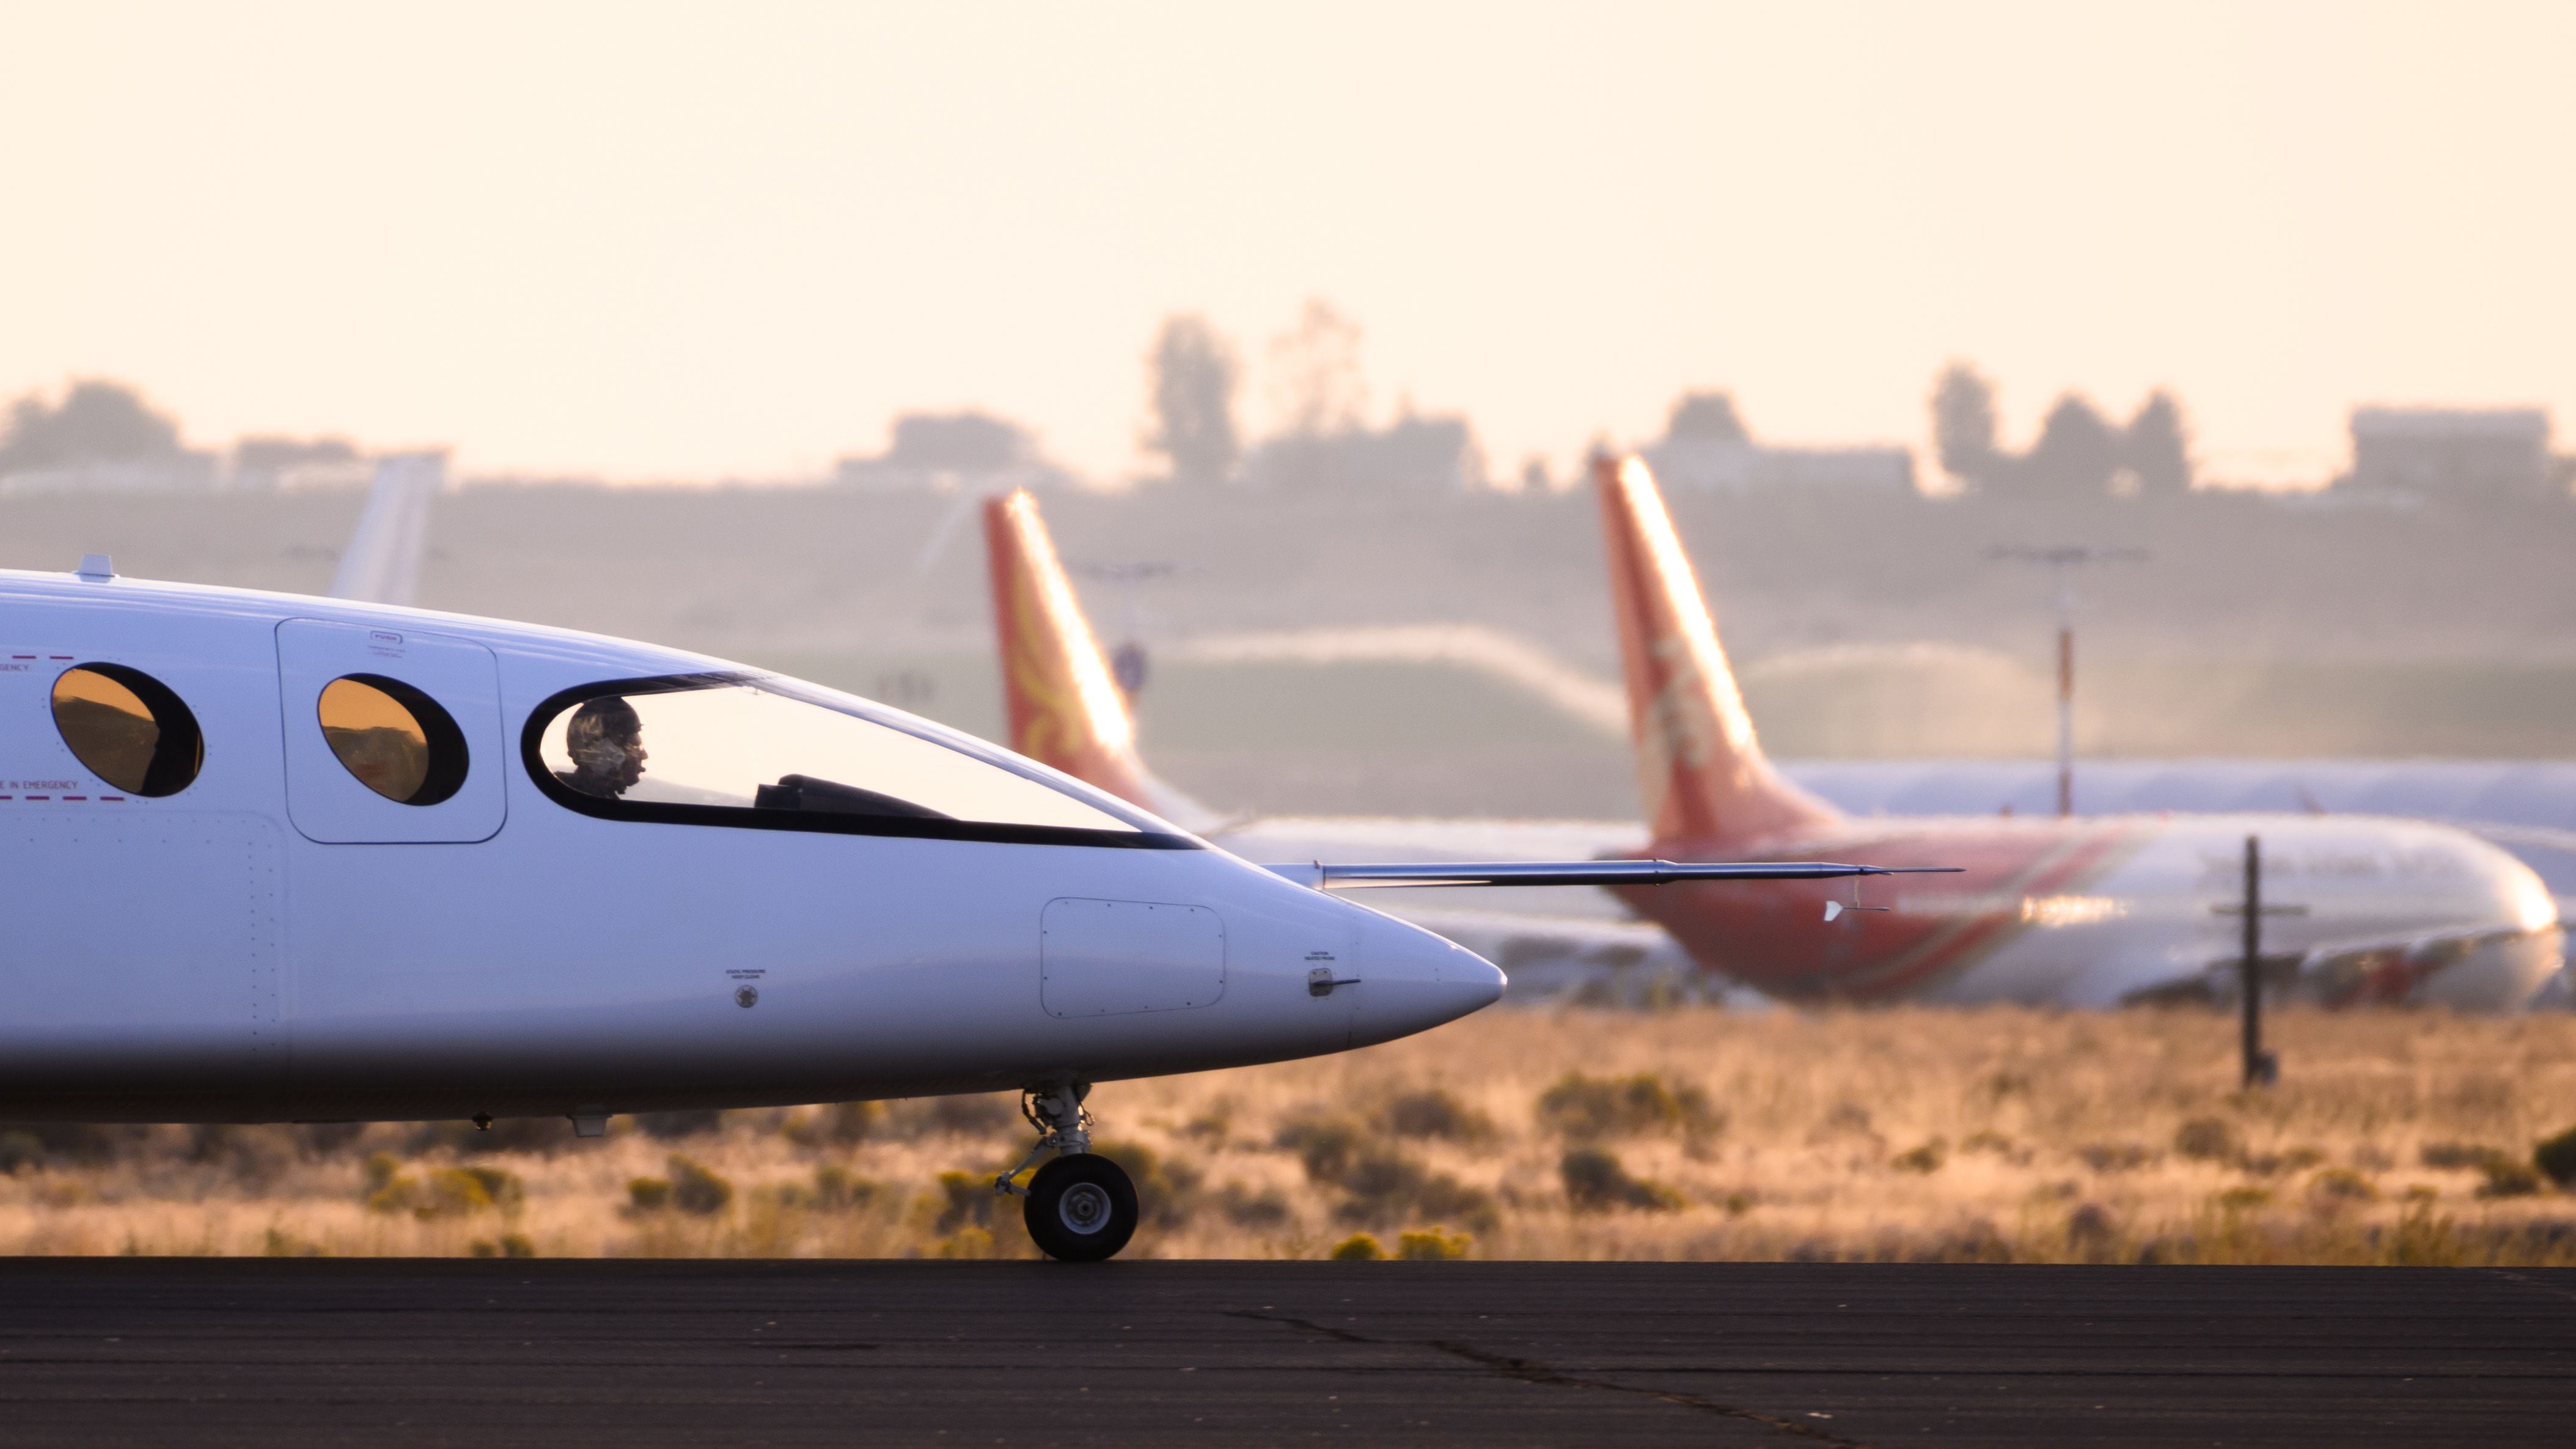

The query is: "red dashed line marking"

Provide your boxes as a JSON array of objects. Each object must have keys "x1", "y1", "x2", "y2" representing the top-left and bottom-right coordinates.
[
  {"x1": 61, "y1": 796, "x2": 85, "y2": 801},
  {"x1": 24, "y1": 796, "x2": 47, "y2": 801},
  {"x1": 47, "y1": 655, "x2": 70, "y2": 661},
  {"x1": 99, "y1": 796, "x2": 124, "y2": 802}
]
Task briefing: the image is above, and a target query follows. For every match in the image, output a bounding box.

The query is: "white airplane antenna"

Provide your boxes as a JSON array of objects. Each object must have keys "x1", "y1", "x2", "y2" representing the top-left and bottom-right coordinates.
[{"x1": 331, "y1": 452, "x2": 446, "y2": 606}]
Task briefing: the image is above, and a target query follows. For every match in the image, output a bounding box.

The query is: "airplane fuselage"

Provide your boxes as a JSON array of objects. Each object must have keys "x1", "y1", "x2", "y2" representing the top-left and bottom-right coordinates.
[
  {"x1": 1619, "y1": 816, "x2": 2559, "y2": 1007},
  {"x1": 0, "y1": 569, "x2": 1499, "y2": 1123}
]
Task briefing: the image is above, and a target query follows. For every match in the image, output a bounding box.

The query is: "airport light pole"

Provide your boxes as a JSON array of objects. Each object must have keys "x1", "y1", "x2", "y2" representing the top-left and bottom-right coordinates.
[
  {"x1": 2212, "y1": 835, "x2": 2306, "y2": 1089},
  {"x1": 1990, "y1": 546, "x2": 2145, "y2": 816}
]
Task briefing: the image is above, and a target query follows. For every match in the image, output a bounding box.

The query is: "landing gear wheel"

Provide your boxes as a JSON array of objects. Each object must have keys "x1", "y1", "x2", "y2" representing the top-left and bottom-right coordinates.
[{"x1": 1023, "y1": 1153, "x2": 1138, "y2": 1262}]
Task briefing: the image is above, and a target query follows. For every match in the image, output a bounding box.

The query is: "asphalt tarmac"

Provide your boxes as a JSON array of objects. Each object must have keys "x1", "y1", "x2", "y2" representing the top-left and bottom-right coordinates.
[{"x1": 0, "y1": 1259, "x2": 2568, "y2": 1448}]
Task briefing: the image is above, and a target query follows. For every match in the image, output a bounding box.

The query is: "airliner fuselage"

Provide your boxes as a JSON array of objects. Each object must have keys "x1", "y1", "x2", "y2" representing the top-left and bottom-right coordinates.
[{"x1": 1620, "y1": 816, "x2": 2559, "y2": 1007}]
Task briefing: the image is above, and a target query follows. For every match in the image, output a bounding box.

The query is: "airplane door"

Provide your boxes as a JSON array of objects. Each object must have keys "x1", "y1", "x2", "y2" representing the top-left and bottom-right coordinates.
[{"x1": 276, "y1": 620, "x2": 507, "y2": 844}]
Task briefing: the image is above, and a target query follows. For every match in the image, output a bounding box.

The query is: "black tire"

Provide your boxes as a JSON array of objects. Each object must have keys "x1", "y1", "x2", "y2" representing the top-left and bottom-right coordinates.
[{"x1": 1023, "y1": 1153, "x2": 1139, "y2": 1262}]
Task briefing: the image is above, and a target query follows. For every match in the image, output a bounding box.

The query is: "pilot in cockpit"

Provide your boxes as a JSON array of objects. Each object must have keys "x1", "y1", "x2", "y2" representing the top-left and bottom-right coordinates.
[{"x1": 559, "y1": 696, "x2": 648, "y2": 799}]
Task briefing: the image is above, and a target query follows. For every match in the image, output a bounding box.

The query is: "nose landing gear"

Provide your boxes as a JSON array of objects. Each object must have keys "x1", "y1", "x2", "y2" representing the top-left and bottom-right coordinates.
[{"x1": 994, "y1": 1081, "x2": 1139, "y2": 1261}]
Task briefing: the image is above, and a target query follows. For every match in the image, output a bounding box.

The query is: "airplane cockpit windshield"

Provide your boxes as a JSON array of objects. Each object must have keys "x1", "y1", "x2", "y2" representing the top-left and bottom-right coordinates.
[{"x1": 526, "y1": 673, "x2": 1185, "y2": 847}]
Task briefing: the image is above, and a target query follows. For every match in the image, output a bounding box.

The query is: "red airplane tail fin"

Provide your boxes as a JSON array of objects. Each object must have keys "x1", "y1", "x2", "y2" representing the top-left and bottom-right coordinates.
[
  {"x1": 1594, "y1": 453, "x2": 1842, "y2": 851},
  {"x1": 982, "y1": 490, "x2": 1155, "y2": 810}
]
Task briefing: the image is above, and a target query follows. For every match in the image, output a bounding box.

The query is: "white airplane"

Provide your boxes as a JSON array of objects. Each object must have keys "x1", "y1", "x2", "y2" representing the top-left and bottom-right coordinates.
[
  {"x1": 0, "y1": 554, "x2": 1910, "y2": 1259},
  {"x1": 983, "y1": 458, "x2": 2563, "y2": 1010}
]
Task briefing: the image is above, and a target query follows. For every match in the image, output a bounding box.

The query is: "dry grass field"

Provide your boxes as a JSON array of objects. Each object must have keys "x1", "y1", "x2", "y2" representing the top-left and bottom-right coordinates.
[{"x1": 6, "y1": 1005, "x2": 2576, "y2": 1266}]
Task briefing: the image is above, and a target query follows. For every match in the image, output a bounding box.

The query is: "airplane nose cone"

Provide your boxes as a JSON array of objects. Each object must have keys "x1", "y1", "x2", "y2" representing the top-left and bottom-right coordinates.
[{"x1": 1349, "y1": 910, "x2": 1506, "y2": 1049}]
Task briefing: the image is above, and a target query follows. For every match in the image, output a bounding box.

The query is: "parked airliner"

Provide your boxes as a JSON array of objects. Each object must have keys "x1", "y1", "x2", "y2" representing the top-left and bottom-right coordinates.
[
  {"x1": 984, "y1": 460, "x2": 2560, "y2": 1008},
  {"x1": 0, "y1": 555, "x2": 1896, "y2": 1258}
]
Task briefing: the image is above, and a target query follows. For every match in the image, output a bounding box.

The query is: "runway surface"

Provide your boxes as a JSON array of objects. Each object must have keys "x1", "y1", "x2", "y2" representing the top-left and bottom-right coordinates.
[{"x1": 0, "y1": 1259, "x2": 2569, "y2": 1447}]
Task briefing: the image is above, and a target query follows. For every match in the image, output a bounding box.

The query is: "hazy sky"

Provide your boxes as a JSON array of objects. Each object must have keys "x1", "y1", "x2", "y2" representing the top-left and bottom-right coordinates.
[{"x1": 2, "y1": 2, "x2": 2569, "y2": 486}]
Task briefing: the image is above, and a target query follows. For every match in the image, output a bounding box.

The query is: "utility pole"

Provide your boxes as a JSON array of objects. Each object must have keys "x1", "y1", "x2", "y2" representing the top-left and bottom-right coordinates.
[
  {"x1": 2212, "y1": 835, "x2": 2306, "y2": 1088},
  {"x1": 1990, "y1": 546, "x2": 2145, "y2": 816}
]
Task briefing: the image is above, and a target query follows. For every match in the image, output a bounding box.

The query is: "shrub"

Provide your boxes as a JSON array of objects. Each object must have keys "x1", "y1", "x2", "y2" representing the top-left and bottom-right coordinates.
[
  {"x1": 1396, "y1": 1226, "x2": 1472, "y2": 1261},
  {"x1": 1275, "y1": 1116, "x2": 1367, "y2": 1183},
  {"x1": 626, "y1": 1176, "x2": 672, "y2": 1212},
  {"x1": 0, "y1": 1131, "x2": 44, "y2": 1173},
  {"x1": 2244, "y1": 1146, "x2": 2325, "y2": 1176},
  {"x1": 2534, "y1": 1126, "x2": 2576, "y2": 1187},
  {"x1": 634, "y1": 1110, "x2": 725, "y2": 1141},
  {"x1": 1217, "y1": 1183, "x2": 1291, "y2": 1228},
  {"x1": 1092, "y1": 1139, "x2": 1203, "y2": 1229},
  {"x1": 1560, "y1": 1148, "x2": 1681, "y2": 1212},
  {"x1": 2420, "y1": 1142, "x2": 2510, "y2": 1172},
  {"x1": 933, "y1": 1170, "x2": 999, "y2": 1234},
  {"x1": 261, "y1": 1226, "x2": 325, "y2": 1258},
  {"x1": 891, "y1": 1094, "x2": 1018, "y2": 1140},
  {"x1": 2174, "y1": 1117, "x2": 2241, "y2": 1164},
  {"x1": 469, "y1": 1234, "x2": 537, "y2": 1258},
  {"x1": 810, "y1": 1165, "x2": 879, "y2": 1211},
  {"x1": 362, "y1": 1155, "x2": 515, "y2": 1217},
  {"x1": 1536, "y1": 1073, "x2": 1719, "y2": 1142},
  {"x1": 2077, "y1": 1143, "x2": 2153, "y2": 1173},
  {"x1": 1329, "y1": 1233, "x2": 1386, "y2": 1261},
  {"x1": 783, "y1": 1101, "x2": 883, "y2": 1148},
  {"x1": 2306, "y1": 1168, "x2": 2379, "y2": 1208},
  {"x1": 2477, "y1": 1159, "x2": 2546, "y2": 1200},
  {"x1": 2066, "y1": 1203, "x2": 2118, "y2": 1256},
  {"x1": 937, "y1": 1227, "x2": 997, "y2": 1260},
  {"x1": 1892, "y1": 1139, "x2": 1947, "y2": 1173},
  {"x1": 411, "y1": 1115, "x2": 566, "y2": 1156},
  {"x1": 1283, "y1": 1125, "x2": 1496, "y2": 1231},
  {"x1": 666, "y1": 1156, "x2": 733, "y2": 1216},
  {"x1": 1382, "y1": 1088, "x2": 1495, "y2": 1143}
]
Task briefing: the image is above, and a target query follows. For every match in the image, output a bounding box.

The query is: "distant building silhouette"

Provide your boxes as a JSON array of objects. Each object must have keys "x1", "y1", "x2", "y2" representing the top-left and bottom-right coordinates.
[
  {"x1": 1642, "y1": 390, "x2": 1914, "y2": 494},
  {"x1": 1240, "y1": 408, "x2": 1487, "y2": 492},
  {"x1": 832, "y1": 410, "x2": 1076, "y2": 492},
  {"x1": 231, "y1": 436, "x2": 371, "y2": 491},
  {"x1": 2338, "y1": 407, "x2": 2556, "y2": 501}
]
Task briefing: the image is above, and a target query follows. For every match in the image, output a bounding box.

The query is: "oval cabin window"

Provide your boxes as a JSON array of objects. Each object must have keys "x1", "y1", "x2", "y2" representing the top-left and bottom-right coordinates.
[
  {"x1": 50, "y1": 664, "x2": 204, "y2": 796},
  {"x1": 318, "y1": 674, "x2": 469, "y2": 806}
]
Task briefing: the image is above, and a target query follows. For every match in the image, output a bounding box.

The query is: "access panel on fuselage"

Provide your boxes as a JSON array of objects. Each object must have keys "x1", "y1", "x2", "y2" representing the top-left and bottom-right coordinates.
[
  {"x1": 276, "y1": 620, "x2": 507, "y2": 844},
  {"x1": 1040, "y1": 898, "x2": 1225, "y2": 1017}
]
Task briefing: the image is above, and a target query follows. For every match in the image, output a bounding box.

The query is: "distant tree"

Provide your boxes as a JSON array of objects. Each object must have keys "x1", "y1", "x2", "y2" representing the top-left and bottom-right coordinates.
[
  {"x1": 2121, "y1": 391, "x2": 2192, "y2": 496},
  {"x1": 2022, "y1": 395, "x2": 2121, "y2": 497},
  {"x1": 1264, "y1": 298, "x2": 1368, "y2": 439},
  {"x1": 1930, "y1": 363, "x2": 2002, "y2": 491},
  {"x1": 1140, "y1": 314, "x2": 1241, "y2": 487},
  {"x1": 0, "y1": 381, "x2": 185, "y2": 474},
  {"x1": 1663, "y1": 391, "x2": 1750, "y2": 445}
]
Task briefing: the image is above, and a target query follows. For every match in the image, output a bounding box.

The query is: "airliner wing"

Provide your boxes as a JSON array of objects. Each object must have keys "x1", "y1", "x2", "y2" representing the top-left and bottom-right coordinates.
[{"x1": 1269, "y1": 860, "x2": 1958, "y2": 889}]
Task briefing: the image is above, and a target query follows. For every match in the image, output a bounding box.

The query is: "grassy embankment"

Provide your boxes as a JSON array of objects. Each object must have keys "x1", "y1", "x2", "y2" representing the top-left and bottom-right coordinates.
[{"x1": 6, "y1": 1005, "x2": 2575, "y2": 1265}]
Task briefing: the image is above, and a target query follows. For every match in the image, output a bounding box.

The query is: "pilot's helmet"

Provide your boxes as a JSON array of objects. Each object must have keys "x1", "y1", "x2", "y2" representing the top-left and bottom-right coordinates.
[{"x1": 565, "y1": 695, "x2": 643, "y2": 776}]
